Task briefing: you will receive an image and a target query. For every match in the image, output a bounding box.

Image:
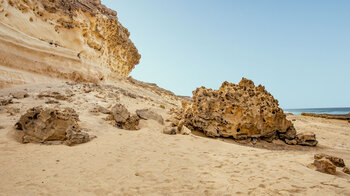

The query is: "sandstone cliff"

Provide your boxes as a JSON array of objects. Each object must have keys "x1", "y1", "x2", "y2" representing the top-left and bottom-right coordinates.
[{"x1": 0, "y1": 0, "x2": 140, "y2": 87}]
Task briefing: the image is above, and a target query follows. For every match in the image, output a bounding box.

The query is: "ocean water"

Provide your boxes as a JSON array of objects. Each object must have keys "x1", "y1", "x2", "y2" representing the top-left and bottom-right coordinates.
[{"x1": 284, "y1": 107, "x2": 350, "y2": 115}]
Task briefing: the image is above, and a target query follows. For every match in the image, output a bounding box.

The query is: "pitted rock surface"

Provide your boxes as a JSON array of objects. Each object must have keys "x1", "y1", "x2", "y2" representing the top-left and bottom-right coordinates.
[
  {"x1": 15, "y1": 106, "x2": 92, "y2": 145},
  {"x1": 310, "y1": 153, "x2": 349, "y2": 175},
  {"x1": 169, "y1": 78, "x2": 317, "y2": 146}
]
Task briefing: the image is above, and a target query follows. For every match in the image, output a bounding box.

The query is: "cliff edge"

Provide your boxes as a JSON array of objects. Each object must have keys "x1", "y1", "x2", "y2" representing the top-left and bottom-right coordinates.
[{"x1": 0, "y1": 0, "x2": 140, "y2": 88}]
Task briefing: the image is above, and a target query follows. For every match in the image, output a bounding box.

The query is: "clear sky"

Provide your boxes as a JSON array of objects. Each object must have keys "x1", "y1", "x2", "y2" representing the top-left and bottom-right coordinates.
[{"x1": 102, "y1": 0, "x2": 350, "y2": 109}]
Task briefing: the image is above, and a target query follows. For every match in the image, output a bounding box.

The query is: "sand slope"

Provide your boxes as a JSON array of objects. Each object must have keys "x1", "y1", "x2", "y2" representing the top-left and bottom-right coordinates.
[{"x1": 0, "y1": 81, "x2": 349, "y2": 196}]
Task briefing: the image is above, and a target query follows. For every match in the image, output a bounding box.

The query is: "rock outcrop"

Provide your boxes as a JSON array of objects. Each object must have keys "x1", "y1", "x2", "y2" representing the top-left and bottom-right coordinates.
[
  {"x1": 110, "y1": 104, "x2": 140, "y2": 130},
  {"x1": 136, "y1": 109, "x2": 164, "y2": 125},
  {"x1": 0, "y1": 0, "x2": 140, "y2": 87},
  {"x1": 301, "y1": 113, "x2": 350, "y2": 121},
  {"x1": 15, "y1": 106, "x2": 93, "y2": 145},
  {"x1": 294, "y1": 132, "x2": 318, "y2": 146},
  {"x1": 310, "y1": 153, "x2": 349, "y2": 175},
  {"x1": 168, "y1": 78, "x2": 317, "y2": 146}
]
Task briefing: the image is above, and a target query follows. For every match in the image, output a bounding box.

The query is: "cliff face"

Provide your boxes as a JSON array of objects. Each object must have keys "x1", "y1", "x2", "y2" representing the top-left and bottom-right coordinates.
[{"x1": 0, "y1": 0, "x2": 140, "y2": 87}]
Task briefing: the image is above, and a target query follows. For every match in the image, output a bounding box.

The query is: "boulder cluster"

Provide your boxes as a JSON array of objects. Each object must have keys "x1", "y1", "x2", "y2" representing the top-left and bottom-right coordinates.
[{"x1": 168, "y1": 78, "x2": 317, "y2": 146}]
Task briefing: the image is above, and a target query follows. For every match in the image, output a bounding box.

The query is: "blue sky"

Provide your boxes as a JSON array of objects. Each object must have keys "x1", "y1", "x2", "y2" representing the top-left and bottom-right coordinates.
[{"x1": 102, "y1": 0, "x2": 350, "y2": 109}]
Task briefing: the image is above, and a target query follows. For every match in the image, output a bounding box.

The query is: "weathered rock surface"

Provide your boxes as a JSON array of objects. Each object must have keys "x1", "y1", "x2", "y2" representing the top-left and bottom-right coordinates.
[
  {"x1": 10, "y1": 91, "x2": 29, "y2": 99},
  {"x1": 136, "y1": 109, "x2": 164, "y2": 125},
  {"x1": 110, "y1": 104, "x2": 139, "y2": 130},
  {"x1": 310, "y1": 153, "x2": 349, "y2": 175},
  {"x1": 301, "y1": 113, "x2": 350, "y2": 121},
  {"x1": 295, "y1": 132, "x2": 318, "y2": 146},
  {"x1": 168, "y1": 78, "x2": 316, "y2": 145},
  {"x1": 0, "y1": 0, "x2": 140, "y2": 87},
  {"x1": 314, "y1": 153, "x2": 345, "y2": 167},
  {"x1": 343, "y1": 167, "x2": 350, "y2": 175},
  {"x1": 313, "y1": 158, "x2": 337, "y2": 175},
  {"x1": 163, "y1": 122, "x2": 191, "y2": 135},
  {"x1": 0, "y1": 97, "x2": 13, "y2": 106},
  {"x1": 163, "y1": 127, "x2": 177, "y2": 135},
  {"x1": 38, "y1": 90, "x2": 74, "y2": 101},
  {"x1": 15, "y1": 106, "x2": 92, "y2": 145}
]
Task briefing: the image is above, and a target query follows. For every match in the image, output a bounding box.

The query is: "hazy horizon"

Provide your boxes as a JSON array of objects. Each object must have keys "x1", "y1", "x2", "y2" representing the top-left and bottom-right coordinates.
[{"x1": 103, "y1": 0, "x2": 350, "y2": 109}]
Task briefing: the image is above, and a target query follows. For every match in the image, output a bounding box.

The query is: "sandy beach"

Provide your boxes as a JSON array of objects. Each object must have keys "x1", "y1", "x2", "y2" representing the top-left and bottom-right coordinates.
[
  {"x1": 0, "y1": 82, "x2": 349, "y2": 196},
  {"x1": 0, "y1": 0, "x2": 349, "y2": 195}
]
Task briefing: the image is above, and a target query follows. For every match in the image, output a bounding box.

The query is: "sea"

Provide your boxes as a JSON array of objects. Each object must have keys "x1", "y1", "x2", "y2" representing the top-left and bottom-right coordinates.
[{"x1": 284, "y1": 107, "x2": 350, "y2": 115}]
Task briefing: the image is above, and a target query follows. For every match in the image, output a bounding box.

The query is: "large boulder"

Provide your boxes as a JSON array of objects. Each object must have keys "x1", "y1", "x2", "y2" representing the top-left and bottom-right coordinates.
[
  {"x1": 15, "y1": 106, "x2": 92, "y2": 146},
  {"x1": 168, "y1": 78, "x2": 317, "y2": 146}
]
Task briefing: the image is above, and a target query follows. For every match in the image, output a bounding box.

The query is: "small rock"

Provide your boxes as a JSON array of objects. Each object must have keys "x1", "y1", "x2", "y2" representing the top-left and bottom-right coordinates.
[
  {"x1": 285, "y1": 138, "x2": 297, "y2": 145},
  {"x1": 163, "y1": 127, "x2": 177, "y2": 135},
  {"x1": 296, "y1": 132, "x2": 318, "y2": 146},
  {"x1": 10, "y1": 91, "x2": 29, "y2": 99},
  {"x1": 314, "y1": 153, "x2": 345, "y2": 167},
  {"x1": 45, "y1": 99, "x2": 59, "y2": 104},
  {"x1": 98, "y1": 106, "x2": 111, "y2": 114},
  {"x1": 111, "y1": 104, "x2": 130, "y2": 123},
  {"x1": 7, "y1": 107, "x2": 20, "y2": 116},
  {"x1": 0, "y1": 97, "x2": 13, "y2": 106},
  {"x1": 111, "y1": 104, "x2": 139, "y2": 130},
  {"x1": 136, "y1": 109, "x2": 164, "y2": 125},
  {"x1": 180, "y1": 126, "x2": 191, "y2": 135},
  {"x1": 313, "y1": 158, "x2": 336, "y2": 175},
  {"x1": 38, "y1": 90, "x2": 74, "y2": 101},
  {"x1": 343, "y1": 167, "x2": 350, "y2": 175}
]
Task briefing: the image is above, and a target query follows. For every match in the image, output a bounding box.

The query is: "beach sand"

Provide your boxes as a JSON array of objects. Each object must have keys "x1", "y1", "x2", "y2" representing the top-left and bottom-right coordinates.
[{"x1": 0, "y1": 82, "x2": 349, "y2": 196}]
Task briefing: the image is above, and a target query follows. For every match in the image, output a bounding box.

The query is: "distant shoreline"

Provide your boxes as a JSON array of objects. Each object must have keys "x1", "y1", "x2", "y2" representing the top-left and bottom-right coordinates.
[{"x1": 284, "y1": 107, "x2": 350, "y2": 115}]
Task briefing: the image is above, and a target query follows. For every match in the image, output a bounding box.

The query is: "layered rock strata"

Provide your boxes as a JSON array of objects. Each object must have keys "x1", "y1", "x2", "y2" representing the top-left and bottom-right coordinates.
[
  {"x1": 0, "y1": 0, "x2": 140, "y2": 87},
  {"x1": 168, "y1": 78, "x2": 317, "y2": 146}
]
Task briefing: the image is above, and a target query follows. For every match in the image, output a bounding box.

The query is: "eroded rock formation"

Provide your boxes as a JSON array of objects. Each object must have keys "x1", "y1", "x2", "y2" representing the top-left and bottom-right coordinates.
[
  {"x1": 15, "y1": 106, "x2": 93, "y2": 145},
  {"x1": 109, "y1": 104, "x2": 140, "y2": 130},
  {"x1": 0, "y1": 0, "x2": 140, "y2": 87},
  {"x1": 168, "y1": 78, "x2": 317, "y2": 146},
  {"x1": 310, "y1": 153, "x2": 349, "y2": 175}
]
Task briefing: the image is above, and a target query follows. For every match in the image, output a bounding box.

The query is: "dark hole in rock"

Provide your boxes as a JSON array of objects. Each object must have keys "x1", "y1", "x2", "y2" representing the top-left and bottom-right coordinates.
[
  {"x1": 237, "y1": 128, "x2": 241, "y2": 133},
  {"x1": 15, "y1": 123, "x2": 22, "y2": 130}
]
